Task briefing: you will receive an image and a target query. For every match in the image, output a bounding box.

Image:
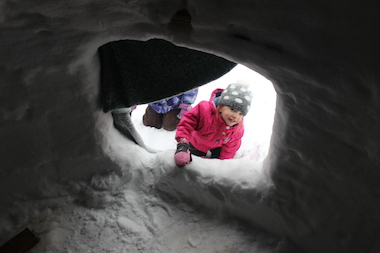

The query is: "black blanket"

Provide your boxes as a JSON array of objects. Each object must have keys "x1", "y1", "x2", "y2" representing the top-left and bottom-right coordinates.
[{"x1": 98, "y1": 38, "x2": 236, "y2": 112}]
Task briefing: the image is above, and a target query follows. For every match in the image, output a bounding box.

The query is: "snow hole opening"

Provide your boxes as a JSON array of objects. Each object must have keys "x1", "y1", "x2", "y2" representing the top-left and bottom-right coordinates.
[
  {"x1": 131, "y1": 64, "x2": 276, "y2": 162},
  {"x1": 98, "y1": 38, "x2": 277, "y2": 175}
]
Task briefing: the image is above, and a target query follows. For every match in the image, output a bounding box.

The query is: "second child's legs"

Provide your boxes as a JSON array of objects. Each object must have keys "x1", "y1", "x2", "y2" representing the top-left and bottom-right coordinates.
[
  {"x1": 142, "y1": 105, "x2": 163, "y2": 129},
  {"x1": 162, "y1": 109, "x2": 181, "y2": 131}
]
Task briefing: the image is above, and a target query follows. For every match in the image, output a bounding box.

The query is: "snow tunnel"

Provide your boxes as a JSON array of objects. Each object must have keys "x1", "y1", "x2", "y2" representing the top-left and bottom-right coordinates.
[{"x1": 2, "y1": 1, "x2": 380, "y2": 253}]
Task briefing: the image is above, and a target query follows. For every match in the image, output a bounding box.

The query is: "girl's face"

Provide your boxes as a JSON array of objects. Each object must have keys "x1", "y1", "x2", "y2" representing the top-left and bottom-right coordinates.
[{"x1": 218, "y1": 105, "x2": 244, "y2": 126}]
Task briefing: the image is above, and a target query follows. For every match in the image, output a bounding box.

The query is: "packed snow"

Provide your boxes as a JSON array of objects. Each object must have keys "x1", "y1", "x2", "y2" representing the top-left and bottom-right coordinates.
[{"x1": 2, "y1": 1, "x2": 380, "y2": 252}]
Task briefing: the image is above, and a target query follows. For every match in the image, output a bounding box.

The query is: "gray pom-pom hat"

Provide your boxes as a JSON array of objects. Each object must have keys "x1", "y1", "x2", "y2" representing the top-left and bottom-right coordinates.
[{"x1": 217, "y1": 83, "x2": 253, "y2": 116}]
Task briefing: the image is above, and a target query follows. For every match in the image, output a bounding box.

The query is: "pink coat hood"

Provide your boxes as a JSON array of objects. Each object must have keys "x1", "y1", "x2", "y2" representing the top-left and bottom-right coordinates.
[{"x1": 175, "y1": 88, "x2": 244, "y2": 159}]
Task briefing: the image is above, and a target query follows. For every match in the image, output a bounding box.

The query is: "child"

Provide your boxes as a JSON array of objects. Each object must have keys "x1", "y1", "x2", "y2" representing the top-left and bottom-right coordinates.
[{"x1": 174, "y1": 83, "x2": 253, "y2": 167}]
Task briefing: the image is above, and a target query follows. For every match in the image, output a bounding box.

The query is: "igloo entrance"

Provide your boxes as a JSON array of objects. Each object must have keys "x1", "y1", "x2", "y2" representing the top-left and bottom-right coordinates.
[{"x1": 98, "y1": 38, "x2": 276, "y2": 162}]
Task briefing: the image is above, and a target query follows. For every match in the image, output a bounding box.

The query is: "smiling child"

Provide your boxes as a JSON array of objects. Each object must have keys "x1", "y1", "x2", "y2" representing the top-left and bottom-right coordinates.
[{"x1": 174, "y1": 83, "x2": 253, "y2": 167}]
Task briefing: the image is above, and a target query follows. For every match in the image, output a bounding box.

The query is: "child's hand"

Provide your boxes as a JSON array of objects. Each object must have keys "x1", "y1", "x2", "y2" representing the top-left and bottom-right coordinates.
[{"x1": 174, "y1": 142, "x2": 191, "y2": 167}]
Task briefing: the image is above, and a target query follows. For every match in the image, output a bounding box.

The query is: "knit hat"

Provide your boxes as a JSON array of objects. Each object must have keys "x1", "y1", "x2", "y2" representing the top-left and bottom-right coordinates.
[{"x1": 217, "y1": 83, "x2": 253, "y2": 116}]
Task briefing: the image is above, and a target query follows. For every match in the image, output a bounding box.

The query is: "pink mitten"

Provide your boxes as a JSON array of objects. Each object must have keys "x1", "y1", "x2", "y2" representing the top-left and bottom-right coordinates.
[{"x1": 174, "y1": 142, "x2": 191, "y2": 167}]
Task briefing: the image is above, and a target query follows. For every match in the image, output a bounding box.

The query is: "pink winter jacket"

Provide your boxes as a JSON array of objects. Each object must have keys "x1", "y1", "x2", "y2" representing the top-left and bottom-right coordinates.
[{"x1": 175, "y1": 88, "x2": 244, "y2": 159}]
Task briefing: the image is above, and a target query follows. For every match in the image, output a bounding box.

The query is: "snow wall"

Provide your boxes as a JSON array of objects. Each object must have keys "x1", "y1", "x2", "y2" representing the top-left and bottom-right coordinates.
[{"x1": 1, "y1": 1, "x2": 380, "y2": 253}]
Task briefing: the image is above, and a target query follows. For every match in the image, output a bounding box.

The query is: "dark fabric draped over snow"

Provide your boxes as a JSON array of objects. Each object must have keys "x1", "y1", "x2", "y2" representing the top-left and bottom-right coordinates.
[{"x1": 98, "y1": 38, "x2": 236, "y2": 112}]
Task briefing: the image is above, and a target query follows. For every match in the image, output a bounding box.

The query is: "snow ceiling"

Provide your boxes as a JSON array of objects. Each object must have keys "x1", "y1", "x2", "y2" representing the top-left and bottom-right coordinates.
[{"x1": 1, "y1": 0, "x2": 380, "y2": 253}]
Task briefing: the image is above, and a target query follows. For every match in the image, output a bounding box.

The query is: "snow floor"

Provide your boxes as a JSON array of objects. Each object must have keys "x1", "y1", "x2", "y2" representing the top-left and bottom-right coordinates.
[{"x1": 19, "y1": 187, "x2": 284, "y2": 253}]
